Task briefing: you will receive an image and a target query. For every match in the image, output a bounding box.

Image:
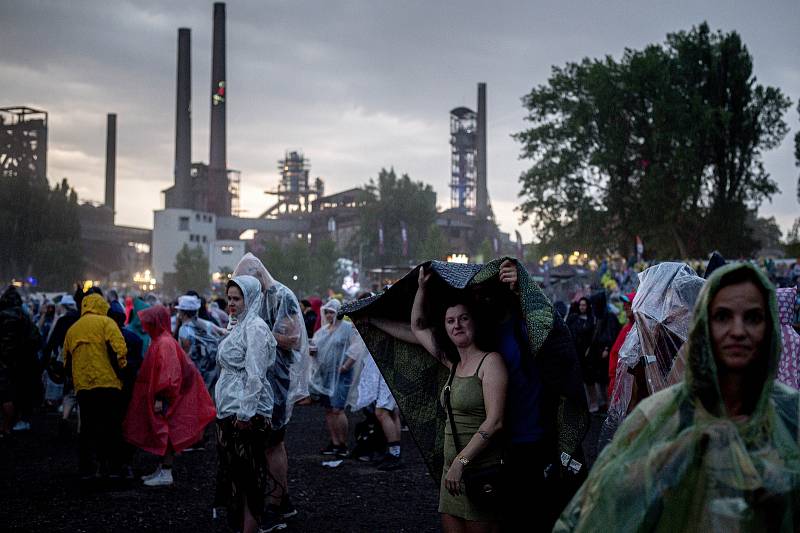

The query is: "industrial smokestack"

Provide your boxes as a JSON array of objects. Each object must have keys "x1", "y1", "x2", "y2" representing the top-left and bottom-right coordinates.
[
  {"x1": 476, "y1": 82, "x2": 488, "y2": 216},
  {"x1": 174, "y1": 28, "x2": 192, "y2": 209},
  {"x1": 104, "y1": 113, "x2": 117, "y2": 216},
  {"x1": 208, "y1": 2, "x2": 229, "y2": 216}
]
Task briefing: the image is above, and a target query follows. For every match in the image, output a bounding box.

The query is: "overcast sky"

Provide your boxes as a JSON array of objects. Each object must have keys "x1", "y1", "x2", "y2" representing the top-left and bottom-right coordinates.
[{"x1": 2, "y1": 0, "x2": 798, "y2": 241}]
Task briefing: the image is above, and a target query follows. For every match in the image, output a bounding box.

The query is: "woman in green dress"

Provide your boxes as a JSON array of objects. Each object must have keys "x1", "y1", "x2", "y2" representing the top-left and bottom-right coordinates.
[{"x1": 411, "y1": 267, "x2": 508, "y2": 533}]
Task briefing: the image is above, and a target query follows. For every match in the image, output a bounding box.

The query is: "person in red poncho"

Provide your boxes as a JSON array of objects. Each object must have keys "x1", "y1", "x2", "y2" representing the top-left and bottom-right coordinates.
[
  {"x1": 607, "y1": 291, "x2": 636, "y2": 402},
  {"x1": 123, "y1": 304, "x2": 216, "y2": 487}
]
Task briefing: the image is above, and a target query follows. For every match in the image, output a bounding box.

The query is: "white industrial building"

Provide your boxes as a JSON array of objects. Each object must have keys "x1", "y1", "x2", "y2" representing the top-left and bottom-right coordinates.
[{"x1": 152, "y1": 208, "x2": 245, "y2": 282}]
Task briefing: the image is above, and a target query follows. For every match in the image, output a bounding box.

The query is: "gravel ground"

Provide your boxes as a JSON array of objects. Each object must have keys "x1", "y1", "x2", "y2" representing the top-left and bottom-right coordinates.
[{"x1": 1, "y1": 404, "x2": 604, "y2": 532}]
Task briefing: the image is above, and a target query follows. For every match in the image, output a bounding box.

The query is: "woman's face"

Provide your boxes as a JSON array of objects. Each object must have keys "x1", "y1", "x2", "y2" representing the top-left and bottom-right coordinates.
[
  {"x1": 323, "y1": 309, "x2": 336, "y2": 325},
  {"x1": 226, "y1": 285, "x2": 245, "y2": 317},
  {"x1": 445, "y1": 304, "x2": 475, "y2": 348},
  {"x1": 709, "y1": 281, "x2": 767, "y2": 373},
  {"x1": 579, "y1": 299, "x2": 588, "y2": 314}
]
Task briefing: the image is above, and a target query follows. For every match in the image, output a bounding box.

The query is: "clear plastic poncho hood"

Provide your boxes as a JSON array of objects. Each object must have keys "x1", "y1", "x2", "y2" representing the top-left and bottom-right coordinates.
[
  {"x1": 600, "y1": 262, "x2": 704, "y2": 447},
  {"x1": 232, "y1": 253, "x2": 309, "y2": 428},
  {"x1": 557, "y1": 262, "x2": 800, "y2": 532}
]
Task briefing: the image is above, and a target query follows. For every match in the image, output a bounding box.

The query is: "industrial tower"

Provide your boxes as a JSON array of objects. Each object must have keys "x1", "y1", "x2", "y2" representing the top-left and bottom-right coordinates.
[{"x1": 449, "y1": 83, "x2": 489, "y2": 216}]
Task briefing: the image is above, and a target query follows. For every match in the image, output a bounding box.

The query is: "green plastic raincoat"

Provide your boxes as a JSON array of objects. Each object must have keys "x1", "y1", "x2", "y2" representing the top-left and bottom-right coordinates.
[{"x1": 555, "y1": 263, "x2": 800, "y2": 532}]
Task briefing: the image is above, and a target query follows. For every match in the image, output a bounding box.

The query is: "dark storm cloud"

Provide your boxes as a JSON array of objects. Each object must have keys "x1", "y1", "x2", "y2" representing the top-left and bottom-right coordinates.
[{"x1": 1, "y1": 0, "x2": 798, "y2": 236}]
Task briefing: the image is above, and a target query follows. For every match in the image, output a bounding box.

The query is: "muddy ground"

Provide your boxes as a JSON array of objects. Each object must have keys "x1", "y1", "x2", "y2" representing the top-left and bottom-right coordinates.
[{"x1": 1, "y1": 404, "x2": 603, "y2": 532}]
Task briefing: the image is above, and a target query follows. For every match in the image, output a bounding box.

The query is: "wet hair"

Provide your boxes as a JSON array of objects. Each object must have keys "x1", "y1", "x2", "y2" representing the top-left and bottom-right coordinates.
[
  {"x1": 85, "y1": 286, "x2": 104, "y2": 297},
  {"x1": 214, "y1": 297, "x2": 227, "y2": 312},
  {"x1": 300, "y1": 299, "x2": 311, "y2": 307}
]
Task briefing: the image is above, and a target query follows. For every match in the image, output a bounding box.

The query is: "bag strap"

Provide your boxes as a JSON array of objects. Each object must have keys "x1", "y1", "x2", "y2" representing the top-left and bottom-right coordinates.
[{"x1": 443, "y1": 363, "x2": 464, "y2": 452}]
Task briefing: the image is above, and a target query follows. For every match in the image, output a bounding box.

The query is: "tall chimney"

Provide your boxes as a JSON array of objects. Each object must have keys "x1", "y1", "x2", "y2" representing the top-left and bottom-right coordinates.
[
  {"x1": 104, "y1": 113, "x2": 117, "y2": 217},
  {"x1": 174, "y1": 28, "x2": 192, "y2": 209},
  {"x1": 476, "y1": 82, "x2": 488, "y2": 216},
  {"x1": 208, "y1": 2, "x2": 229, "y2": 216}
]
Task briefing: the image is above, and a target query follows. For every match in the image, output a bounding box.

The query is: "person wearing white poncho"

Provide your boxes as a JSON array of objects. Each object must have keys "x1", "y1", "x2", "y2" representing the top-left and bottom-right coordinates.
[
  {"x1": 232, "y1": 252, "x2": 308, "y2": 520},
  {"x1": 309, "y1": 298, "x2": 367, "y2": 457},
  {"x1": 213, "y1": 275, "x2": 276, "y2": 533}
]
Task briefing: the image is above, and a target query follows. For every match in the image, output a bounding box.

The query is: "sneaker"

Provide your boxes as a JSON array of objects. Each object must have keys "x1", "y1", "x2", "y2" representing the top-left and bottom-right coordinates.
[
  {"x1": 376, "y1": 453, "x2": 403, "y2": 471},
  {"x1": 11, "y1": 420, "x2": 31, "y2": 432},
  {"x1": 334, "y1": 446, "x2": 349, "y2": 459},
  {"x1": 141, "y1": 466, "x2": 162, "y2": 481},
  {"x1": 143, "y1": 468, "x2": 173, "y2": 487},
  {"x1": 276, "y1": 495, "x2": 297, "y2": 519},
  {"x1": 259, "y1": 509, "x2": 287, "y2": 532},
  {"x1": 320, "y1": 442, "x2": 337, "y2": 455}
]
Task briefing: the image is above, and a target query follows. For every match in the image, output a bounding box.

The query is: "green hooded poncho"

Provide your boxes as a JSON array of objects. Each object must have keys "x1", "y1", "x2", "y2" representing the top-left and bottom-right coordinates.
[{"x1": 555, "y1": 262, "x2": 800, "y2": 532}]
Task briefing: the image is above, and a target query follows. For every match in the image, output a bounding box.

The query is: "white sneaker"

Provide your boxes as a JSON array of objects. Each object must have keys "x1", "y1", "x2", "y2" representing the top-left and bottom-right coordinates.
[
  {"x1": 141, "y1": 467, "x2": 162, "y2": 481},
  {"x1": 143, "y1": 468, "x2": 173, "y2": 487}
]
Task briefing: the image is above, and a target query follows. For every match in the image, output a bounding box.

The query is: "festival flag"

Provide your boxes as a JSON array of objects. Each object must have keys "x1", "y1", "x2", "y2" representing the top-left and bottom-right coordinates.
[
  {"x1": 492, "y1": 236, "x2": 499, "y2": 255},
  {"x1": 378, "y1": 223, "x2": 385, "y2": 256},
  {"x1": 636, "y1": 235, "x2": 644, "y2": 261},
  {"x1": 515, "y1": 230, "x2": 524, "y2": 259},
  {"x1": 400, "y1": 222, "x2": 408, "y2": 257}
]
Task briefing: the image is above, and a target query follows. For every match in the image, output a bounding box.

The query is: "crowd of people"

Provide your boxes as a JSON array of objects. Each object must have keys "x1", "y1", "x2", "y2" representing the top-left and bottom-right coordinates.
[{"x1": 1, "y1": 250, "x2": 799, "y2": 532}]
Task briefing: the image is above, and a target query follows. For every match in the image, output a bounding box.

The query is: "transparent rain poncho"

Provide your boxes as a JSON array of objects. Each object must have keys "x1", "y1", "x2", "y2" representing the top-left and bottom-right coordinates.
[
  {"x1": 233, "y1": 253, "x2": 309, "y2": 429},
  {"x1": 215, "y1": 275, "x2": 277, "y2": 422},
  {"x1": 308, "y1": 299, "x2": 368, "y2": 408},
  {"x1": 557, "y1": 263, "x2": 800, "y2": 532},
  {"x1": 600, "y1": 262, "x2": 705, "y2": 447}
]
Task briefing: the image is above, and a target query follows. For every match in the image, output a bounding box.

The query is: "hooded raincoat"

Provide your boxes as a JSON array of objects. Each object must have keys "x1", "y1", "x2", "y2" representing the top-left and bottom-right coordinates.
[
  {"x1": 233, "y1": 253, "x2": 308, "y2": 428},
  {"x1": 309, "y1": 299, "x2": 368, "y2": 408},
  {"x1": 215, "y1": 275, "x2": 277, "y2": 422},
  {"x1": 63, "y1": 294, "x2": 128, "y2": 393},
  {"x1": 777, "y1": 287, "x2": 800, "y2": 390},
  {"x1": 556, "y1": 263, "x2": 800, "y2": 532},
  {"x1": 600, "y1": 263, "x2": 704, "y2": 447},
  {"x1": 128, "y1": 298, "x2": 152, "y2": 353},
  {"x1": 123, "y1": 305, "x2": 216, "y2": 455}
]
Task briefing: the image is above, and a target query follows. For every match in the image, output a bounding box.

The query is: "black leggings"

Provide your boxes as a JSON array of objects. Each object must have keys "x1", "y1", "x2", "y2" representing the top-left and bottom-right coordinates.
[{"x1": 76, "y1": 387, "x2": 123, "y2": 476}]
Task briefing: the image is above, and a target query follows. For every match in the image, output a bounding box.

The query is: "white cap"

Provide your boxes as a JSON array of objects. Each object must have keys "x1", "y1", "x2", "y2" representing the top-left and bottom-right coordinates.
[{"x1": 176, "y1": 295, "x2": 201, "y2": 311}]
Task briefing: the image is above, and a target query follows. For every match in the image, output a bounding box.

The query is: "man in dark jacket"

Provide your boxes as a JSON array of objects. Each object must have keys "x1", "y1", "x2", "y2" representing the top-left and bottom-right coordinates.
[{"x1": 0, "y1": 286, "x2": 41, "y2": 435}]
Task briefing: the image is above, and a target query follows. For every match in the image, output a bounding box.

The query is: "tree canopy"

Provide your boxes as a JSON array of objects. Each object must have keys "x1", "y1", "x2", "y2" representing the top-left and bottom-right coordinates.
[
  {"x1": 515, "y1": 22, "x2": 791, "y2": 259},
  {"x1": 174, "y1": 243, "x2": 210, "y2": 294},
  {"x1": 353, "y1": 168, "x2": 438, "y2": 268},
  {"x1": 258, "y1": 236, "x2": 338, "y2": 298},
  {"x1": 0, "y1": 176, "x2": 83, "y2": 289}
]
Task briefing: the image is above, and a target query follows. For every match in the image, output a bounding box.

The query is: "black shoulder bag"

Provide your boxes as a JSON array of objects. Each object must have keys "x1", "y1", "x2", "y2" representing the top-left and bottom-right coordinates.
[{"x1": 443, "y1": 363, "x2": 505, "y2": 509}]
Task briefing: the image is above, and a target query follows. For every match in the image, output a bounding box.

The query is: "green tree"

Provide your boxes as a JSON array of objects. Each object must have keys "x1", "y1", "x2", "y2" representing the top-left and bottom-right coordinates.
[
  {"x1": 258, "y1": 236, "x2": 338, "y2": 297},
  {"x1": 795, "y1": 99, "x2": 800, "y2": 204},
  {"x1": 418, "y1": 224, "x2": 448, "y2": 262},
  {"x1": 353, "y1": 168, "x2": 437, "y2": 268},
  {"x1": 0, "y1": 176, "x2": 83, "y2": 289},
  {"x1": 174, "y1": 243, "x2": 210, "y2": 294},
  {"x1": 785, "y1": 218, "x2": 800, "y2": 258},
  {"x1": 515, "y1": 22, "x2": 790, "y2": 259}
]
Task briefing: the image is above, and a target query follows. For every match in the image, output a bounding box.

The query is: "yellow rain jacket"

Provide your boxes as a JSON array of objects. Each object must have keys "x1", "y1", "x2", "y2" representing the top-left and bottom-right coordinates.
[{"x1": 63, "y1": 294, "x2": 128, "y2": 393}]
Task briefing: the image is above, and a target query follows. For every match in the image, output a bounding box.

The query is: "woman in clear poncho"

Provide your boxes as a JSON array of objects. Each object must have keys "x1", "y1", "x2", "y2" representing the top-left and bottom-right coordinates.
[
  {"x1": 232, "y1": 252, "x2": 308, "y2": 518},
  {"x1": 599, "y1": 262, "x2": 705, "y2": 447},
  {"x1": 309, "y1": 298, "x2": 368, "y2": 457},
  {"x1": 556, "y1": 262, "x2": 800, "y2": 532},
  {"x1": 214, "y1": 275, "x2": 277, "y2": 533}
]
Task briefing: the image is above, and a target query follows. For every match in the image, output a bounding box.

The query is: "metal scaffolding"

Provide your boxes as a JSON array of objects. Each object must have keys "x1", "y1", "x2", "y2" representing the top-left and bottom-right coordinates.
[
  {"x1": 449, "y1": 107, "x2": 477, "y2": 213},
  {"x1": 262, "y1": 150, "x2": 323, "y2": 216},
  {"x1": 0, "y1": 106, "x2": 48, "y2": 183}
]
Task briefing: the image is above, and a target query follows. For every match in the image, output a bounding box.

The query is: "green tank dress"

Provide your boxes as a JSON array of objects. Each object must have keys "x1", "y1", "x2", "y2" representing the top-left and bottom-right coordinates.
[{"x1": 438, "y1": 359, "x2": 503, "y2": 522}]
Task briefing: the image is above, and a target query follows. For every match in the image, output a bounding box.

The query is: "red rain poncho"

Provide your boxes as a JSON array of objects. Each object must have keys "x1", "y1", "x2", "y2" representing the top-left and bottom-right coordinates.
[{"x1": 123, "y1": 305, "x2": 216, "y2": 455}]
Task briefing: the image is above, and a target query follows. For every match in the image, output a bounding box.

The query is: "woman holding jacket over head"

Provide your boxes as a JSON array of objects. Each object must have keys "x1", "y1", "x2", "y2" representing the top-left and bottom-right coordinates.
[{"x1": 411, "y1": 267, "x2": 508, "y2": 533}]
